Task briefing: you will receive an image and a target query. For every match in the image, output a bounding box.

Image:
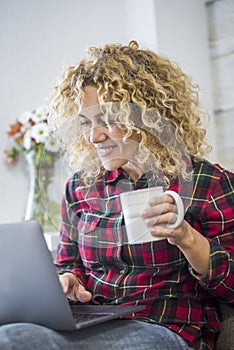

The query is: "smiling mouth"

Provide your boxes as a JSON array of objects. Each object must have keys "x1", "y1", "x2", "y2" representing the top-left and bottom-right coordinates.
[{"x1": 97, "y1": 145, "x2": 117, "y2": 157}]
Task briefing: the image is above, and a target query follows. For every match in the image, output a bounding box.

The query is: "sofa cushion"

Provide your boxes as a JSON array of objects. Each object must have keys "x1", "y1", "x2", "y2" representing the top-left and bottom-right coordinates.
[{"x1": 216, "y1": 304, "x2": 234, "y2": 350}]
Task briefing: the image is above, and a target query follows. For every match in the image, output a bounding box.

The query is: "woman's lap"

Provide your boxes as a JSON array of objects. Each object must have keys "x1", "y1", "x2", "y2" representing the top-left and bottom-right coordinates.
[{"x1": 0, "y1": 320, "x2": 194, "y2": 350}]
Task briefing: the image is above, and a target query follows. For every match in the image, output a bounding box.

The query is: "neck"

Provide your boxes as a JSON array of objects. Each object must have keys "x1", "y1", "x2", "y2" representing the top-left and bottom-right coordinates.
[{"x1": 121, "y1": 161, "x2": 144, "y2": 184}]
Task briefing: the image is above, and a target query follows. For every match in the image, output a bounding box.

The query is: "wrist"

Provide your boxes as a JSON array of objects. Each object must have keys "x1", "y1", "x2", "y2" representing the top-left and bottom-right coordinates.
[
  {"x1": 177, "y1": 223, "x2": 196, "y2": 251},
  {"x1": 177, "y1": 225, "x2": 210, "y2": 275}
]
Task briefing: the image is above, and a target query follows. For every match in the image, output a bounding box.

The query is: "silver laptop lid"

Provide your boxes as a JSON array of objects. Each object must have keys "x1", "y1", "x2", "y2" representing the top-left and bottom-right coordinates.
[{"x1": 0, "y1": 220, "x2": 76, "y2": 330}]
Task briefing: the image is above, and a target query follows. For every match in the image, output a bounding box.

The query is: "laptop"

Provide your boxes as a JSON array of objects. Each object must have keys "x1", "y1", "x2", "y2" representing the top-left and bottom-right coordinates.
[{"x1": 0, "y1": 220, "x2": 145, "y2": 331}]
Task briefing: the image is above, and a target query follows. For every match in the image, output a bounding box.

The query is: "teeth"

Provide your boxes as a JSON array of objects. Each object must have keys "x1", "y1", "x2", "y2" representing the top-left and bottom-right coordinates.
[{"x1": 98, "y1": 146, "x2": 114, "y2": 155}]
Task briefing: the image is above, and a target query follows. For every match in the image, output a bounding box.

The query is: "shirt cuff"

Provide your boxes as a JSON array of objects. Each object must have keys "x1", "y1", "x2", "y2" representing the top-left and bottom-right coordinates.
[{"x1": 189, "y1": 240, "x2": 231, "y2": 289}]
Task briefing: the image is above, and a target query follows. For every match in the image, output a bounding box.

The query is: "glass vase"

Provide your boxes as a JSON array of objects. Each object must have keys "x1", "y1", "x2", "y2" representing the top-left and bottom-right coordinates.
[{"x1": 24, "y1": 149, "x2": 60, "y2": 232}]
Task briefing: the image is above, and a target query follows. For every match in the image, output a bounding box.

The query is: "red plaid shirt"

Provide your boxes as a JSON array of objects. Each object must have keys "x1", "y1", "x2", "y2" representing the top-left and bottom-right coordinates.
[{"x1": 55, "y1": 159, "x2": 234, "y2": 350}]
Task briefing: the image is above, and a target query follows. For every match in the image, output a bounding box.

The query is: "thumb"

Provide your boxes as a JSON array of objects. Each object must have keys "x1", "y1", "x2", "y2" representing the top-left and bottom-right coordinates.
[{"x1": 76, "y1": 284, "x2": 92, "y2": 303}]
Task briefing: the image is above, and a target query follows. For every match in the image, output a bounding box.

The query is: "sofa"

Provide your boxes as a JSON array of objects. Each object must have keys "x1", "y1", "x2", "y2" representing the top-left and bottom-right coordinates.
[{"x1": 216, "y1": 303, "x2": 234, "y2": 350}]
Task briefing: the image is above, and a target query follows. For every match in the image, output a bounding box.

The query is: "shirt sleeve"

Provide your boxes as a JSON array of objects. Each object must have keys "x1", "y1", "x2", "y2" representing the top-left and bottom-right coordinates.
[
  {"x1": 54, "y1": 175, "x2": 87, "y2": 287},
  {"x1": 189, "y1": 167, "x2": 234, "y2": 303}
]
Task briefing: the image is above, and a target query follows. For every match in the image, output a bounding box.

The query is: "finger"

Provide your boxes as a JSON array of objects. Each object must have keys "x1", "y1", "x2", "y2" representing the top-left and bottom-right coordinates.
[
  {"x1": 63, "y1": 279, "x2": 84, "y2": 302},
  {"x1": 149, "y1": 225, "x2": 175, "y2": 239},
  {"x1": 149, "y1": 194, "x2": 174, "y2": 206},
  {"x1": 149, "y1": 220, "x2": 186, "y2": 245},
  {"x1": 141, "y1": 201, "x2": 177, "y2": 219},
  {"x1": 69, "y1": 277, "x2": 92, "y2": 303},
  {"x1": 59, "y1": 273, "x2": 92, "y2": 303},
  {"x1": 59, "y1": 273, "x2": 79, "y2": 300},
  {"x1": 145, "y1": 212, "x2": 178, "y2": 227},
  {"x1": 77, "y1": 290, "x2": 92, "y2": 303}
]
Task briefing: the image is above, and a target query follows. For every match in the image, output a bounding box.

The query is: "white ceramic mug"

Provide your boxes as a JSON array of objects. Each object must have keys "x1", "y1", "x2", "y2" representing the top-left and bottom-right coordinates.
[{"x1": 120, "y1": 186, "x2": 184, "y2": 244}]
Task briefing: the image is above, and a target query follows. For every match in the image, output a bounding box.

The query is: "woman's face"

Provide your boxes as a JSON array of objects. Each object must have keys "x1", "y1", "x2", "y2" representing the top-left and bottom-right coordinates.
[{"x1": 79, "y1": 86, "x2": 142, "y2": 179}]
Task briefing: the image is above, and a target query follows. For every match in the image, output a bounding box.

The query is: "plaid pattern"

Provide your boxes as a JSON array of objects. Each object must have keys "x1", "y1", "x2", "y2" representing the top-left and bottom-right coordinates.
[{"x1": 55, "y1": 159, "x2": 234, "y2": 350}]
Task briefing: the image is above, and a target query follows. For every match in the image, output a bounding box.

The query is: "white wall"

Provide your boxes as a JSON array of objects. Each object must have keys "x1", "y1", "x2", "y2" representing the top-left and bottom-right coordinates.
[
  {"x1": 206, "y1": 0, "x2": 234, "y2": 171},
  {"x1": 155, "y1": 0, "x2": 217, "y2": 161},
  {"x1": 0, "y1": 0, "x2": 214, "y2": 223}
]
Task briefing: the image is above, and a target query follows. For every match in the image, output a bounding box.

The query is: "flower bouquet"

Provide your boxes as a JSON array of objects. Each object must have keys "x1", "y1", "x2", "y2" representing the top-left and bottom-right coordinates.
[{"x1": 4, "y1": 106, "x2": 61, "y2": 231}]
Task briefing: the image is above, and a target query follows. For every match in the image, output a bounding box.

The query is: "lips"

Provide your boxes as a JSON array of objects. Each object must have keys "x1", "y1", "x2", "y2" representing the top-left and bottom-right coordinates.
[{"x1": 96, "y1": 145, "x2": 117, "y2": 157}]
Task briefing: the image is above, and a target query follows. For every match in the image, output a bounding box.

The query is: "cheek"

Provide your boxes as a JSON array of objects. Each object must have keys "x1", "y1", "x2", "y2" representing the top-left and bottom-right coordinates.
[
  {"x1": 82, "y1": 129, "x2": 91, "y2": 142},
  {"x1": 109, "y1": 128, "x2": 140, "y2": 155},
  {"x1": 119, "y1": 139, "x2": 139, "y2": 157},
  {"x1": 109, "y1": 126, "x2": 126, "y2": 139},
  {"x1": 83, "y1": 133, "x2": 89, "y2": 143}
]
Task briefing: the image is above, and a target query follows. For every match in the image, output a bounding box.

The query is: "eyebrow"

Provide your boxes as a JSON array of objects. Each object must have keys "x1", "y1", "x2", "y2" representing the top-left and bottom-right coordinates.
[{"x1": 78, "y1": 112, "x2": 106, "y2": 120}]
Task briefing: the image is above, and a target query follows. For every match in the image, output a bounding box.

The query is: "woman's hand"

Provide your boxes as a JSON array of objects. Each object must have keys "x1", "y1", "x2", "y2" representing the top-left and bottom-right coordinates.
[
  {"x1": 140, "y1": 194, "x2": 210, "y2": 275},
  {"x1": 59, "y1": 272, "x2": 92, "y2": 303},
  {"x1": 140, "y1": 193, "x2": 188, "y2": 245}
]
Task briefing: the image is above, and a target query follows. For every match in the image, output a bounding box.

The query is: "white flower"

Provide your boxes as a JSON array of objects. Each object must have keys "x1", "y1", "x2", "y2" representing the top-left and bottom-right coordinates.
[
  {"x1": 36, "y1": 106, "x2": 48, "y2": 116},
  {"x1": 18, "y1": 111, "x2": 33, "y2": 125},
  {"x1": 31, "y1": 123, "x2": 49, "y2": 143},
  {"x1": 23, "y1": 129, "x2": 32, "y2": 150},
  {"x1": 44, "y1": 137, "x2": 60, "y2": 152},
  {"x1": 30, "y1": 106, "x2": 48, "y2": 124},
  {"x1": 20, "y1": 122, "x2": 31, "y2": 134}
]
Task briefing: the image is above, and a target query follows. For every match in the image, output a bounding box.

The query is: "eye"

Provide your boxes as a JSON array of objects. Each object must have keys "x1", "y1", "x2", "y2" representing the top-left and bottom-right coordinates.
[
  {"x1": 96, "y1": 114, "x2": 107, "y2": 125},
  {"x1": 98, "y1": 114, "x2": 116, "y2": 127},
  {"x1": 81, "y1": 120, "x2": 91, "y2": 126},
  {"x1": 107, "y1": 117, "x2": 116, "y2": 125},
  {"x1": 80, "y1": 119, "x2": 92, "y2": 128}
]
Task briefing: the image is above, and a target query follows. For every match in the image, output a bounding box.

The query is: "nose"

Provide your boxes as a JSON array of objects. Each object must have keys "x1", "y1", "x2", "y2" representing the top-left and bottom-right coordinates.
[{"x1": 88, "y1": 124, "x2": 107, "y2": 144}]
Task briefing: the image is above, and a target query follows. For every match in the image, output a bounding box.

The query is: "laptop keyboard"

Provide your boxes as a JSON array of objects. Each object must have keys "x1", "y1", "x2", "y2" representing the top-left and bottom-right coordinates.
[{"x1": 73, "y1": 312, "x2": 113, "y2": 323}]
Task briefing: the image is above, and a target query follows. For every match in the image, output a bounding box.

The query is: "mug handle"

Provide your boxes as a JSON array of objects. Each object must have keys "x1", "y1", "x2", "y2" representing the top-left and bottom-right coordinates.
[{"x1": 164, "y1": 190, "x2": 184, "y2": 229}]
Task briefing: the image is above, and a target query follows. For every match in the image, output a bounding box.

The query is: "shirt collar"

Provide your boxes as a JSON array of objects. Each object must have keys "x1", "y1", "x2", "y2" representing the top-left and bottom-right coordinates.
[
  {"x1": 104, "y1": 169, "x2": 127, "y2": 183},
  {"x1": 104, "y1": 168, "x2": 154, "y2": 184}
]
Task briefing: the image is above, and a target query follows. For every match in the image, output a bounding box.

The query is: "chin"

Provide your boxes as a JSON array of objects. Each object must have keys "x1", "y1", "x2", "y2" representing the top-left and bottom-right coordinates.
[{"x1": 101, "y1": 159, "x2": 127, "y2": 171}]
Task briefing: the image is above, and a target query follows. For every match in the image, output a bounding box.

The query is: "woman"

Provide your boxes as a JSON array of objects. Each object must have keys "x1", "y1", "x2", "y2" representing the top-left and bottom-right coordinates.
[{"x1": 1, "y1": 41, "x2": 234, "y2": 350}]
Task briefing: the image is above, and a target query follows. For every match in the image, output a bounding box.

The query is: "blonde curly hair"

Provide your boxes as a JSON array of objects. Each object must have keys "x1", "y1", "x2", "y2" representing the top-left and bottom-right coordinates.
[{"x1": 48, "y1": 40, "x2": 211, "y2": 184}]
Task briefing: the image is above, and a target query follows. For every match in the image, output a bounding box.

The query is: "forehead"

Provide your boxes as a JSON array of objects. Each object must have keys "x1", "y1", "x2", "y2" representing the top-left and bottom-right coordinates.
[
  {"x1": 79, "y1": 105, "x2": 102, "y2": 120},
  {"x1": 82, "y1": 86, "x2": 99, "y2": 110}
]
